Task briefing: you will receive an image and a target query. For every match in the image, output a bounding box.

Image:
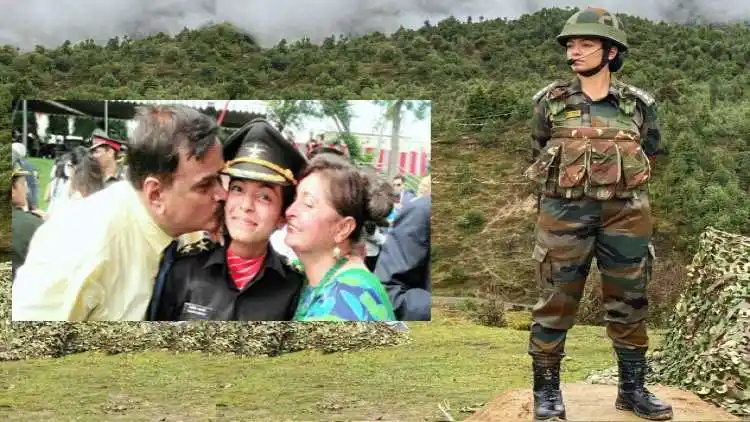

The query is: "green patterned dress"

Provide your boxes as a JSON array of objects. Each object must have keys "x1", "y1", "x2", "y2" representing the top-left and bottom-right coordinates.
[{"x1": 293, "y1": 267, "x2": 396, "y2": 321}]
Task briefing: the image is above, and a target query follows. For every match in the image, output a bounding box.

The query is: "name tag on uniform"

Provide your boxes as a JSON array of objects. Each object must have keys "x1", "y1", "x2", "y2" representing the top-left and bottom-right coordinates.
[
  {"x1": 180, "y1": 302, "x2": 214, "y2": 320},
  {"x1": 565, "y1": 110, "x2": 581, "y2": 119}
]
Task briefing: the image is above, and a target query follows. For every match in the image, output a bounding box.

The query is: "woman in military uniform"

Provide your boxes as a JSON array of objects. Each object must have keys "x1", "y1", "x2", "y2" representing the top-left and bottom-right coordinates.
[
  {"x1": 525, "y1": 7, "x2": 671, "y2": 421},
  {"x1": 149, "y1": 119, "x2": 307, "y2": 321}
]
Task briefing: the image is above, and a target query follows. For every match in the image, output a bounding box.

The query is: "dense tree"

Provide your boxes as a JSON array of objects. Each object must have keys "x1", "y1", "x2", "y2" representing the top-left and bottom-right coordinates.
[
  {"x1": 374, "y1": 100, "x2": 431, "y2": 177},
  {"x1": 1, "y1": 8, "x2": 748, "y2": 282}
]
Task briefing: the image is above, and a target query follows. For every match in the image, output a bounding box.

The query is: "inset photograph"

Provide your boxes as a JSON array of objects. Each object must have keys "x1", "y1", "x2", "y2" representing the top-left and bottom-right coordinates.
[{"x1": 9, "y1": 99, "x2": 431, "y2": 322}]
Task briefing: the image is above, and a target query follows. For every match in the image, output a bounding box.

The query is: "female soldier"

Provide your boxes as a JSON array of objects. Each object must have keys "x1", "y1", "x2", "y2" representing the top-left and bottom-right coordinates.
[
  {"x1": 151, "y1": 119, "x2": 307, "y2": 321},
  {"x1": 525, "y1": 7, "x2": 671, "y2": 421}
]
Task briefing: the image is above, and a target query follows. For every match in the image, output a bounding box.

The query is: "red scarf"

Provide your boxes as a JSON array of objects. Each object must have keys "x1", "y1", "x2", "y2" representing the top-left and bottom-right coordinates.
[{"x1": 226, "y1": 248, "x2": 266, "y2": 290}]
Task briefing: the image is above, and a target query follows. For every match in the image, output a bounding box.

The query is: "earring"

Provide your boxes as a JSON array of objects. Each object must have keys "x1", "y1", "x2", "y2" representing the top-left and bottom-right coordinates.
[{"x1": 333, "y1": 246, "x2": 341, "y2": 260}]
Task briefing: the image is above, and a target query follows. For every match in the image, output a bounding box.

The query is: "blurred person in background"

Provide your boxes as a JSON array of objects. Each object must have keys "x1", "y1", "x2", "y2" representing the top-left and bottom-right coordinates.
[
  {"x1": 69, "y1": 151, "x2": 104, "y2": 200},
  {"x1": 11, "y1": 142, "x2": 40, "y2": 212},
  {"x1": 45, "y1": 153, "x2": 73, "y2": 216},
  {"x1": 45, "y1": 147, "x2": 105, "y2": 216},
  {"x1": 358, "y1": 167, "x2": 392, "y2": 272},
  {"x1": 417, "y1": 174, "x2": 431, "y2": 198},
  {"x1": 375, "y1": 190, "x2": 431, "y2": 321},
  {"x1": 10, "y1": 161, "x2": 44, "y2": 280},
  {"x1": 385, "y1": 175, "x2": 414, "y2": 228},
  {"x1": 392, "y1": 174, "x2": 415, "y2": 208}
]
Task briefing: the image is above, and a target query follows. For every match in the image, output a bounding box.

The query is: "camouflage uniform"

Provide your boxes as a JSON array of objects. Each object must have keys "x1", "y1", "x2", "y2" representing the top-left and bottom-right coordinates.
[
  {"x1": 527, "y1": 76, "x2": 660, "y2": 355},
  {"x1": 525, "y1": 7, "x2": 672, "y2": 421}
]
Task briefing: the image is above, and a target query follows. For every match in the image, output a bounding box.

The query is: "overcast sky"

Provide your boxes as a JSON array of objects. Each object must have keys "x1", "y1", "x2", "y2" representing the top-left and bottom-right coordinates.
[
  {"x1": 292, "y1": 101, "x2": 431, "y2": 144},
  {"x1": 2, "y1": 0, "x2": 747, "y2": 51}
]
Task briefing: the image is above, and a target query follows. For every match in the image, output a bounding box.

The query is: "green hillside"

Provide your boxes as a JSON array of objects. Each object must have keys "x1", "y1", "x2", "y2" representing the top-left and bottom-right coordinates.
[{"x1": 2, "y1": 8, "x2": 749, "y2": 303}]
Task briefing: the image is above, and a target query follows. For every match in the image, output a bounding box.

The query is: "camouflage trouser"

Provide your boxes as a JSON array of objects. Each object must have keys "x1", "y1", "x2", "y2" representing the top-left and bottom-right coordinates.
[{"x1": 528, "y1": 194, "x2": 655, "y2": 357}]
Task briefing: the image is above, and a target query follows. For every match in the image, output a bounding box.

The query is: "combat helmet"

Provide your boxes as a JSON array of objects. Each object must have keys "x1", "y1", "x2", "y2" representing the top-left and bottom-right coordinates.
[{"x1": 556, "y1": 7, "x2": 628, "y2": 52}]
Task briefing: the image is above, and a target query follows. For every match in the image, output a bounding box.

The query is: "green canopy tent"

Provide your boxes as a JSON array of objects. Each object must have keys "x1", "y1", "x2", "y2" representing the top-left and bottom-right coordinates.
[{"x1": 12, "y1": 100, "x2": 266, "y2": 150}]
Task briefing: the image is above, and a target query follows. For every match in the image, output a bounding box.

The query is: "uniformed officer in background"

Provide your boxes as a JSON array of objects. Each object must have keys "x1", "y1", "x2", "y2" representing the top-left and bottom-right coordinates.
[
  {"x1": 89, "y1": 129, "x2": 127, "y2": 187},
  {"x1": 10, "y1": 161, "x2": 44, "y2": 279}
]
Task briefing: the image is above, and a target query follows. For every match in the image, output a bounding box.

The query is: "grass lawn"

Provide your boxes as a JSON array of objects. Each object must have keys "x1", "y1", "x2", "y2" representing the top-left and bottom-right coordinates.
[
  {"x1": 0, "y1": 309, "x2": 663, "y2": 421},
  {"x1": 26, "y1": 157, "x2": 54, "y2": 211}
]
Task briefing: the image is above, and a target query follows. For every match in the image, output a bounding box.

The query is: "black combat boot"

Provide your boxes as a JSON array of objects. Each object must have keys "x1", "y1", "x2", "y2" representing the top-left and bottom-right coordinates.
[
  {"x1": 615, "y1": 348, "x2": 673, "y2": 420},
  {"x1": 532, "y1": 355, "x2": 566, "y2": 421}
]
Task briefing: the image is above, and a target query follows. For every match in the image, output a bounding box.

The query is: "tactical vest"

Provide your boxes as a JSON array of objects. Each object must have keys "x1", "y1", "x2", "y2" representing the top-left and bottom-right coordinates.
[{"x1": 525, "y1": 83, "x2": 652, "y2": 201}]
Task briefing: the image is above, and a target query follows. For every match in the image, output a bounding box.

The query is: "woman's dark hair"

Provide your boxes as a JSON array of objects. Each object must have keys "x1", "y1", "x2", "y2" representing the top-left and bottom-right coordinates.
[
  {"x1": 71, "y1": 153, "x2": 104, "y2": 198},
  {"x1": 54, "y1": 153, "x2": 72, "y2": 179},
  {"x1": 602, "y1": 39, "x2": 624, "y2": 72},
  {"x1": 70, "y1": 146, "x2": 88, "y2": 166},
  {"x1": 300, "y1": 154, "x2": 393, "y2": 243}
]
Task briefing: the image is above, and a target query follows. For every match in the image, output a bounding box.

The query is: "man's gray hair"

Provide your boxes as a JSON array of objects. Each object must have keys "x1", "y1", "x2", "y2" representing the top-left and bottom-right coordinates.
[{"x1": 126, "y1": 105, "x2": 220, "y2": 189}]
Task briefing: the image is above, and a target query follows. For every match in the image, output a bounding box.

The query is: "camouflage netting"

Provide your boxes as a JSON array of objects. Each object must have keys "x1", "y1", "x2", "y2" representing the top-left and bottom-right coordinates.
[
  {"x1": 585, "y1": 228, "x2": 749, "y2": 416},
  {"x1": 647, "y1": 227, "x2": 749, "y2": 416},
  {"x1": 0, "y1": 262, "x2": 410, "y2": 361}
]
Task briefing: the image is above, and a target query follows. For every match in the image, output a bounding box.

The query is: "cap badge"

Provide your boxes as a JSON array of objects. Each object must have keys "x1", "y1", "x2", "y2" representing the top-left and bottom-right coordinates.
[{"x1": 246, "y1": 144, "x2": 266, "y2": 158}]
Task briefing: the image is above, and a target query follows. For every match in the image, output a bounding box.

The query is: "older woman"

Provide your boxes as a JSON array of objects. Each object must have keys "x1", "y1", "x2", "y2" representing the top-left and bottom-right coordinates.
[{"x1": 285, "y1": 153, "x2": 396, "y2": 321}]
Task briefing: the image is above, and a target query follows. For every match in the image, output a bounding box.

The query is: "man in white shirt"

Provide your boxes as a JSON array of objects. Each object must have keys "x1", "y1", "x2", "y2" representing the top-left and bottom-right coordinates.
[{"x1": 12, "y1": 105, "x2": 228, "y2": 321}]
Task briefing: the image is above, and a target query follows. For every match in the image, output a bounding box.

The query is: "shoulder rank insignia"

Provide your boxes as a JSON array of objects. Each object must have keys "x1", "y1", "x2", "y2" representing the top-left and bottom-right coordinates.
[
  {"x1": 532, "y1": 80, "x2": 568, "y2": 103},
  {"x1": 176, "y1": 231, "x2": 217, "y2": 257},
  {"x1": 616, "y1": 81, "x2": 656, "y2": 107}
]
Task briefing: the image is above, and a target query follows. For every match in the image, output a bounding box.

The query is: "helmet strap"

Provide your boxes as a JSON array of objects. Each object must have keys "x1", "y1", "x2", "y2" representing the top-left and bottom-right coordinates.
[{"x1": 578, "y1": 39, "x2": 612, "y2": 77}]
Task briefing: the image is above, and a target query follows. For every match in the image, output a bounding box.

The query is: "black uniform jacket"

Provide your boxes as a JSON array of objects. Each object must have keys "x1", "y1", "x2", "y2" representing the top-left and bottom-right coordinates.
[{"x1": 154, "y1": 242, "x2": 304, "y2": 321}]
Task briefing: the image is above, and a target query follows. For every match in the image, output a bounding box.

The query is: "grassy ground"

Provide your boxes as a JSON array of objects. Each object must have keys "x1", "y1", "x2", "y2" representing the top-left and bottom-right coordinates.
[
  {"x1": 0, "y1": 212, "x2": 9, "y2": 253},
  {"x1": 26, "y1": 157, "x2": 54, "y2": 211},
  {"x1": 432, "y1": 129, "x2": 541, "y2": 301},
  {"x1": 0, "y1": 308, "x2": 663, "y2": 421}
]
